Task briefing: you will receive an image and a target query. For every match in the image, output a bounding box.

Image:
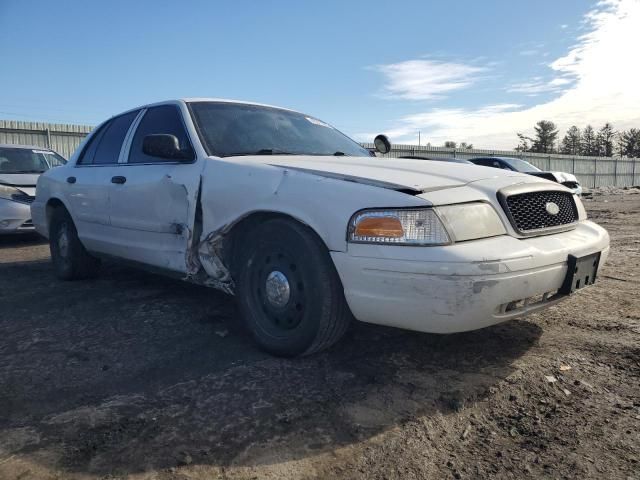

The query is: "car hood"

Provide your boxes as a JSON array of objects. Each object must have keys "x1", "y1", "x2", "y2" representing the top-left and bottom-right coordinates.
[
  {"x1": 247, "y1": 155, "x2": 530, "y2": 193},
  {"x1": 0, "y1": 173, "x2": 40, "y2": 187},
  {"x1": 526, "y1": 171, "x2": 578, "y2": 183}
]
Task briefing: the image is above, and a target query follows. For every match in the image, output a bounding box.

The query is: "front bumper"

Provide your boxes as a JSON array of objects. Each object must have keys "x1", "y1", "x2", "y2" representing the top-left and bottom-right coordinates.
[
  {"x1": 331, "y1": 220, "x2": 609, "y2": 334},
  {"x1": 0, "y1": 199, "x2": 34, "y2": 234}
]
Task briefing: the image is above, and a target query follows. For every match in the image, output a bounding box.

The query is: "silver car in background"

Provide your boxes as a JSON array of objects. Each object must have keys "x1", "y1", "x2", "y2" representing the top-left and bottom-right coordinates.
[{"x1": 0, "y1": 144, "x2": 66, "y2": 234}]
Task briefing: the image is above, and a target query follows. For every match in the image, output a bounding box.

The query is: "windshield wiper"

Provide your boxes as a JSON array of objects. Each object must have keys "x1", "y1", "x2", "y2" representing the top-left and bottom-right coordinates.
[
  {"x1": 333, "y1": 151, "x2": 346, "y2": 156},
  {"x1": 5, "y1": 170, "x2": 46, "y2": 173}
]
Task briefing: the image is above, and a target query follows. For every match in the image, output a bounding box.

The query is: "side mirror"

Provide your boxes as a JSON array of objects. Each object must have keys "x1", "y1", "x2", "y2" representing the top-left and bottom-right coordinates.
[
  {"x1": 374, "y1": 134, "x2": 391, "y2": 154},
  {"x1": 142, "y1": 134, "x2": 193, "y2": 161}
]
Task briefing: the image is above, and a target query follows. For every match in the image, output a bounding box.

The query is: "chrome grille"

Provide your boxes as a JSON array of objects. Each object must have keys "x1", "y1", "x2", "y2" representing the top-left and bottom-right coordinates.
[{"x1": 503, "y1": 190, "x2": 578, "y2": 233}]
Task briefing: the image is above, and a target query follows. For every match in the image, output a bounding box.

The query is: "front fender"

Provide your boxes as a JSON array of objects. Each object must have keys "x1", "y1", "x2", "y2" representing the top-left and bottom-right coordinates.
[{"x1": 198, "y1": 159, "x2": 429, "y2": 252}]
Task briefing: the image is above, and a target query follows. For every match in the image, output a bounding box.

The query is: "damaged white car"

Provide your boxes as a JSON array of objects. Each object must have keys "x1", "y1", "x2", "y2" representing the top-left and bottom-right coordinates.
[{"x1": 31, "y1": 99, "x2": 610, "y2": 356}]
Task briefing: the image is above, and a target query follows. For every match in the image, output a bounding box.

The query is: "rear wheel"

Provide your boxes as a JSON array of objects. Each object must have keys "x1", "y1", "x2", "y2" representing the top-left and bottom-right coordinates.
[
  {"x1": 235, "y1": 218, "x2": 351, "y2": 356},
  {"x1": 49, "y1": 207, "x2": 100, "y2": 280}
]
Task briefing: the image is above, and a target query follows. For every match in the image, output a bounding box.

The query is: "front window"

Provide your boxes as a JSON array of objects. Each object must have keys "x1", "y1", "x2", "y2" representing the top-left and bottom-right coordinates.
[
  {"x1": 501, "y1": 157, "x2": 541, "y2": 172},
  {"x1": 189, "y1": 102, "x2": 369, "y2": 158},
  {"x1": 0, "y1": 147, "x2": 66, "y2": 174}
]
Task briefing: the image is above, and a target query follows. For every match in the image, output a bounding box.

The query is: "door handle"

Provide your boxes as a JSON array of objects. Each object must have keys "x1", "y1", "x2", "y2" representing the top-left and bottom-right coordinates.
[
  {"x1": 66, "y1": 176, "x2": 76, "y2": 184},
  {"x1": 111, "y1": 176, "x2": 127, "y2": 184}
]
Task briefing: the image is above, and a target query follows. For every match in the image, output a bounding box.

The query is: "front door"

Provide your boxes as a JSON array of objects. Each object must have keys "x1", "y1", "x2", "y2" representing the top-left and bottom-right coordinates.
[{"x1": 106, "y1": 105, "x2": 202, "y2": 273}]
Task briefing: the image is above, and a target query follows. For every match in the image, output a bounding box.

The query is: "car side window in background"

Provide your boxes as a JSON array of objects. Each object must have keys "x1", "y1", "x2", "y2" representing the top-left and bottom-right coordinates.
[
  {"x1": 92, "y1": 111, "x2": 139, "y2": 165},
  {"x1": 474, "y1": 159, "x2": 493, "y2": 167},
  {"x1": 43, "y1": 152, "x2": 67, "y2": 167},
  {"x1": 128, "y1": 105, "x2": 193, "y2": 163}
]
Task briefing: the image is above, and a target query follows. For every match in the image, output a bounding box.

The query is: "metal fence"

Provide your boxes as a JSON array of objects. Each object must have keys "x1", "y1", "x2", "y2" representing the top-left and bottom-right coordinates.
[
  {"x1": 363, "y1": 143, "x2": 640, "y2": 188},
  {"x1": 1, "y1": 120, "x2": 637, "y2": 188},
  {"x1": 0, "y1": 120, "x2": 92, "y2": 159}
]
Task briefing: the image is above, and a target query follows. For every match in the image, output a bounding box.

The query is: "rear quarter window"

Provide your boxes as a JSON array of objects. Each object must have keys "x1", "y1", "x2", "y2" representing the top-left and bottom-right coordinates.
[{"x1": 78, "y1": 111, "x2": 138, "y2": 165}]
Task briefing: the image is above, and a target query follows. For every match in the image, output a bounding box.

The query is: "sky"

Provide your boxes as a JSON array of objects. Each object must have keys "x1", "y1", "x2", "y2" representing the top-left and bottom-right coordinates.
[{"x1": 1, "y1": 0, "x2": 638, "y2": 149}]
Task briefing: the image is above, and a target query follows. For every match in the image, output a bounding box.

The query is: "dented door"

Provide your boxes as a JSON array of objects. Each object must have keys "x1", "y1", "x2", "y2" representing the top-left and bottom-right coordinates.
[
  {"x1": 105, "y1": 105, "x2": 202, "y2": 273},
  {"x1": 107, "y1": 163, "x2": 201, "y2": 272}
]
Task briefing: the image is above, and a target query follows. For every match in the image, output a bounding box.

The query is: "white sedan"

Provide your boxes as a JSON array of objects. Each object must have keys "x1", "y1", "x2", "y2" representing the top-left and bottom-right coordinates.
[{"x1": 31, "y1": 99, "x2": 610, "y2": 356}]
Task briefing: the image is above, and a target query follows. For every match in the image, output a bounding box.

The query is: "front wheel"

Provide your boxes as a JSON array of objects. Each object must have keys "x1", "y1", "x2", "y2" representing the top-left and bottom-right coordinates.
[{"x1": 235, "y1": 218, "x2": 351, "y2": 356}]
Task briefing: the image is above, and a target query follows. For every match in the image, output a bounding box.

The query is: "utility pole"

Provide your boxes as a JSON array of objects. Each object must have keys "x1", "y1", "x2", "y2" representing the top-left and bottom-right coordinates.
[{"x1": 418, "y1": 131, "x2": 421, "y2": 146}]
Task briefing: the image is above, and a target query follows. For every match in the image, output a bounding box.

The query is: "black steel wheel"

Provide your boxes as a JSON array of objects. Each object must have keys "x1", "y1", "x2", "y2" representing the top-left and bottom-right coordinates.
[{"x1": 235, "y1": 218, "x2": 351, "y2": 356}]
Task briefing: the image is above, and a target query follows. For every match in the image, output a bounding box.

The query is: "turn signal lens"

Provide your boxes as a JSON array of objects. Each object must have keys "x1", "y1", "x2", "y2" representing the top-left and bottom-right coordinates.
[
  {"x1": 354, "y1": 216, "x2": 404, "y2": 238},
  {"x1": 348, "y1": 209, "x2": 451, "y2": 245}
]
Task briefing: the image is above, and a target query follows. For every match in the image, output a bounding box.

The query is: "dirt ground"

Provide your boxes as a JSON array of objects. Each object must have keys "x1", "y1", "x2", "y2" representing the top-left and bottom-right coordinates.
[{"x1": 0, "y1": 190, "x2": 638, "y2": 480}]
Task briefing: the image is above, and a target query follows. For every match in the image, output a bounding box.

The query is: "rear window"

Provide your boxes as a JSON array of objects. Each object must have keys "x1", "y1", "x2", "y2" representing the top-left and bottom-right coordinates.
[{"x1": 0, "y1": 147, "x2": 60, "y2": 174}]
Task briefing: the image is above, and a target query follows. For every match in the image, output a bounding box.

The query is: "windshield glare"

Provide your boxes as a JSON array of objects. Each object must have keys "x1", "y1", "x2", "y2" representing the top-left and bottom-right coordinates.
[
  {"x1": 503, "y1": 157, "x2": 541, "y2": 172},
  {"x1": 0, "y1": 147, "x2": 66, "y2": 174},
  {"x1": 189, "y1": 102, "x2": 370, "y2": 158}
]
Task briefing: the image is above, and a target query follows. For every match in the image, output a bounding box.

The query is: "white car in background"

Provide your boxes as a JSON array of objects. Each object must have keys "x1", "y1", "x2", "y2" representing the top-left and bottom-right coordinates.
[
  {"x1": 0, "y1": 144, "x2": 66, "y2": 234},
  {"x1": 468, "y1": 156, "x2": 583, "y2": 195},
  {"x1": 31, "y1": 99, "x2": 609, "y2": 356}
]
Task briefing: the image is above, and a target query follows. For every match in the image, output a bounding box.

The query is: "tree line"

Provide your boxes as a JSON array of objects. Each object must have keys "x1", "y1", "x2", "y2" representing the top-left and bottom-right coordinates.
[{"x1": 515, "y1": 121, "x2": 640, "y2": 158}]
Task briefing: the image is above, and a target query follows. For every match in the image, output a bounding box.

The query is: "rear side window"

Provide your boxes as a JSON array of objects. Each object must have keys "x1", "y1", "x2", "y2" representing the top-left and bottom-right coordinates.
[
  {"x1": 78, "y1": 111, "x2": 138, "y2": 165},
  {"x1": 128, "y1": 105, "x2": 193, "y2": 163},
  {"x1": 92, "y1": 111, "x2": 139, "y2": 165},
  {"x1": 77, "y1": 125, "x2": 107, "y2": 165}
]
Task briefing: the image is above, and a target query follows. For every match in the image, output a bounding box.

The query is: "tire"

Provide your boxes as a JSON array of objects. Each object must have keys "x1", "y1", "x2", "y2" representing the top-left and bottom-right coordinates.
[
  {"x1": 49, "y1": 207, "x2": 100, "y2": 280},
  {"x1": 234, "y1": 218, "x2": 351, "y2": 357}
]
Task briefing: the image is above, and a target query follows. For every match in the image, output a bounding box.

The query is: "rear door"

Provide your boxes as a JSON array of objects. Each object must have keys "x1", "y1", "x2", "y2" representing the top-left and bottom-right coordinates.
[
  {"x1": 106, "y1": 104, "x2": 202, "y2": 272},
  {"x1": 65, "y1": 110, "x2": 140, "y2": 252}
]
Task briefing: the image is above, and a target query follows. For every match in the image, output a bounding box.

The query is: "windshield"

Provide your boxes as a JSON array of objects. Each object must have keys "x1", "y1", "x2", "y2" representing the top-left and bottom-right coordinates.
[
  {"x1": 502, "y1": 157, "x2": 541, "y2": 172},
  {"x1": 189, "y1": 102, "x2": 370, "y2": 158},
  {"x1": 0, "y1": 147, "x2": 67, "y2": 174}
]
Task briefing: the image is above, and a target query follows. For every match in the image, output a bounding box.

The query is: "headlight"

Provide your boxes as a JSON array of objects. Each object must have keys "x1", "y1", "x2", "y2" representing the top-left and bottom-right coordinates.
[
  {"x1": 348, "y1": 208, "x2": 451, "y2": 245},
  {"x1": 435, "y1": 202, "x2": 506, "y2": 242},
  {"x1": 348, "y1": 203, "x2": 506, "y2": 246},
  {"x1": 0, "y1": 184, "x2": 20, "y2": 201},
  {"x1": 574, "y1": 195, "x2": 587, "y2": 220}
]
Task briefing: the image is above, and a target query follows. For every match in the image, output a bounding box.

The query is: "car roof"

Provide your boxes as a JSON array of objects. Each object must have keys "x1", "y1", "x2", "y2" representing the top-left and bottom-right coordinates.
[
  {"x1": 0, "y1": 143, "x2": 55, "y2": 152},
  {"x1": 114, "y1": 98, "x2": 301, "y2": 119}
]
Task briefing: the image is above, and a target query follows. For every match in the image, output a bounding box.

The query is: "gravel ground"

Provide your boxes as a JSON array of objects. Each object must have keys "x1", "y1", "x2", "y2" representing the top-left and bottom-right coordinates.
[{"x1": 0, "y1": 190, "x2": 638, "y2": 480}]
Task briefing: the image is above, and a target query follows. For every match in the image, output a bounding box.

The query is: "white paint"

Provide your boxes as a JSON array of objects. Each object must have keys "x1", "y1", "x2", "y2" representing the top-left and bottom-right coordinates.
[{"x1": 31, "y1": 99, "x2": 610, "y2": 333}]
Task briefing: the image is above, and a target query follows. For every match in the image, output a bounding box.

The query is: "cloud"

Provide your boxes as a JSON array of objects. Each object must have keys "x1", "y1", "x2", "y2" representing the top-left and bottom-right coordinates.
[
  {"x1": 508, "y1": 77, "x2": 574, "y2": 94},
  {"x1": 364, "y1": 0, "x2": 640, "y2": 149},
  {"x1": 371, "y1": 59, "x2": 487, "y2": 100}
]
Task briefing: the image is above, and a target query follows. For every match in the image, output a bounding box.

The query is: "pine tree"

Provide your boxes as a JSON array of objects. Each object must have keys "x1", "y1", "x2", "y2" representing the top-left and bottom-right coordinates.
[
  {"x1": 618, "y1": 129, "x2": 640, "y2": 157},
  {"x1": 582, "y1": 125, "x2": 599, "y2": 156},
  {"x1": 515, "y1": 133, "x2": 531, "y2": 152},
  {"x1": 560, "y1": 126, "x2": 582, "y2": 155},
  {"x1": 597, "y1": 123, "x2": 616, "y2": 157},
  {"x1": 531, "y1": 121, "x2": 558, "y2": 153}
]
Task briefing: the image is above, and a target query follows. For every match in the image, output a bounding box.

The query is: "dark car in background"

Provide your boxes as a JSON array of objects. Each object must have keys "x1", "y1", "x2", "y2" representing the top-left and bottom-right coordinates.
[
  {"x1": 469, "y1": 156, "x2": 582, "y2": 195},
  {"x1": 0, "y1": 144, "x2": 66, "y2": 234}
]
